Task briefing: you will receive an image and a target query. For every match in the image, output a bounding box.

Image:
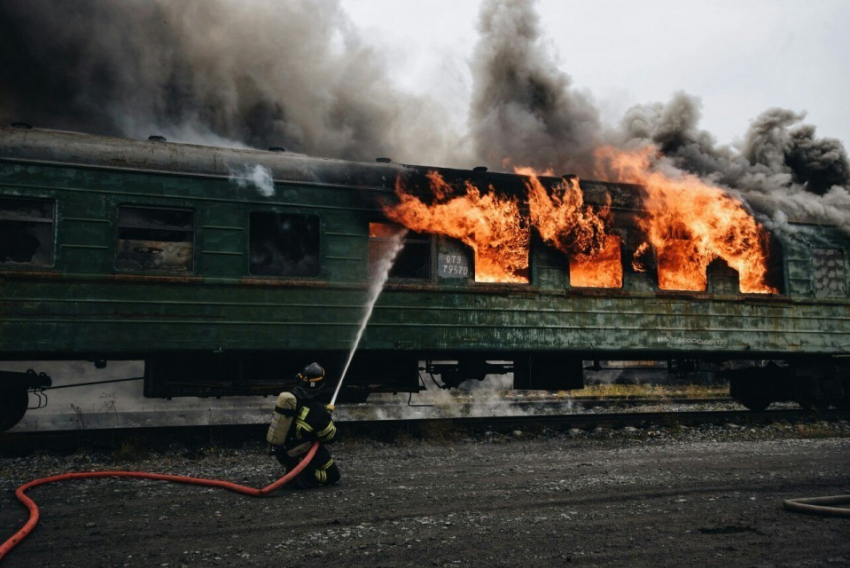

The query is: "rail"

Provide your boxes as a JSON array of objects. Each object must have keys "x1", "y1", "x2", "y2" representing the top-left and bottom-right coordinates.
[{"x1": 3, "y1": 408, "x2": 847, "y2": 454}]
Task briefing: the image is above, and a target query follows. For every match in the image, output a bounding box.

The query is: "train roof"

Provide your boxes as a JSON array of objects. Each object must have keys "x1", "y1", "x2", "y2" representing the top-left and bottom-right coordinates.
[
  {"x1": 0, "y1": 126, "x2": 640, "y2": 205},
  {"x1": 0, "y1": 125, "x2": 409, "y2": 191}
]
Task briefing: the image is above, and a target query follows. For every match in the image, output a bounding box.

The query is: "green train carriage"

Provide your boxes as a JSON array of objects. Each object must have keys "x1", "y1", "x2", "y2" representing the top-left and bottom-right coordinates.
[{"x1": 1, "y1": 126, "x2": 849, "y2": 431}]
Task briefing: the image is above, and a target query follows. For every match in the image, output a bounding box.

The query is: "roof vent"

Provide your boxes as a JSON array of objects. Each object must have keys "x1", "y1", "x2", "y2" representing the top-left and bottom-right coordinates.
[
  {"x1": 473, "y1": 166, "x2": 488, "y2": 173},
  {"x1": 148, "y1": 135, "x2": 167, "y2": 142},
  {"x1": 11, "y1": 122, "x2": 32, "y2": 129},
  {"x1": 376, "y1": 157, "x2": 392, "y2": 163},
  {"x1": 268, "y1": 146, "x2": 286, "y2": 152}
]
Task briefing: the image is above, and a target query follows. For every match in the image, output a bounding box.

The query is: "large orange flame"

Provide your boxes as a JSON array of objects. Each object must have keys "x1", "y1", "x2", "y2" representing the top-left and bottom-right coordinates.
[
  {"x1": 383, "y1": 171, "x2": 530, "y2": 283},
  {"x1": 594, "y1": 146, "x2": 776, "y2": 294},
  {"x1": 518, "y1": 167, "x2": 621, "y2": 288},
  {"x1": 520, "y1": 168, "x2": 609, "y2": 257},
  {"x1": 569, "y1": 235, "x2": 623, "y2": 288}
]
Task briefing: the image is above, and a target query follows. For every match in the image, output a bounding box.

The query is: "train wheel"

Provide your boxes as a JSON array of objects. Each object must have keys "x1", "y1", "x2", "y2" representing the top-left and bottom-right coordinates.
[{"x1": 0, "y1": 387, "x2": 28, "y2": 432}]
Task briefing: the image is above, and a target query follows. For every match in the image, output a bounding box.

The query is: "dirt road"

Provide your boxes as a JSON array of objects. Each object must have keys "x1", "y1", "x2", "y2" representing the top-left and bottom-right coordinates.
[{"x1": 2, "y1": 423, "x2": 849, "y2": 567}]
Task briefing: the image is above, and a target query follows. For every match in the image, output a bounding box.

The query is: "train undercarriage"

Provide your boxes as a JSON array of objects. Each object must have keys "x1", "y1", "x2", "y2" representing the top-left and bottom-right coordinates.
[{"x1": 3, "y1": 352, "x2": 850, "y2": 432}]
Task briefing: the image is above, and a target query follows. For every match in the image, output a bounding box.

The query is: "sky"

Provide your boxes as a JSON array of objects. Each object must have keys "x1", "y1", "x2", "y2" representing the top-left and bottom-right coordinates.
[{"x1": 342, "y1": 0, "x2": 850, "y2": 148}]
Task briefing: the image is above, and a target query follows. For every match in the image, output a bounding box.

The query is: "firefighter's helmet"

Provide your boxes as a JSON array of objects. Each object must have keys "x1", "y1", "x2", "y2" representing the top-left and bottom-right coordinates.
[{"x1": 297, "y1": 362, "x2": 326, "y2": 391}]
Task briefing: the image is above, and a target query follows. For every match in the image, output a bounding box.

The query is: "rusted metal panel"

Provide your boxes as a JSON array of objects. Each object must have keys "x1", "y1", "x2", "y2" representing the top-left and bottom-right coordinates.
[{"x1": 3, "y1": 288, "x2": 849, "y2": 358}]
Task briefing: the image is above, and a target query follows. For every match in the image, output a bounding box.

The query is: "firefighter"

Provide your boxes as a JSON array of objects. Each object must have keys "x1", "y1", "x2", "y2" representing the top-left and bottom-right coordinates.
[{"x1": 272, "y1": 362, "x2": 340, "y2": 488}]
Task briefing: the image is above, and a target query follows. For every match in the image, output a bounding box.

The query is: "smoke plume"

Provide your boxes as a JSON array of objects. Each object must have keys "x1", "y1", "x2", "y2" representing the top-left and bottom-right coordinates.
[
  {"x1": 463, "y1": 1, "x2": 850, "y2": 232},
  {"x1": 229, "y1": 164, "x2": 276, "y2": 197},
  {"x1": 468, "y1": 0, "x2": 601, "y2": 174},
  {"x1": 0, "y1": 0, "x2": 460, "y2": 165},
  {"x1": 614, "y1": 92, "x2": 850, "y2": 231},
  {"x1": 2, "y1": 0, "x2": 849, "y2": 231}
]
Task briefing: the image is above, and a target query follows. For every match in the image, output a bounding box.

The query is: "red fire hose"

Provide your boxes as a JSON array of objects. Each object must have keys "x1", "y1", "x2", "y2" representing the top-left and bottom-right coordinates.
[{"x1": 0, "y1": 443, "x2": 319, "y2": 564}]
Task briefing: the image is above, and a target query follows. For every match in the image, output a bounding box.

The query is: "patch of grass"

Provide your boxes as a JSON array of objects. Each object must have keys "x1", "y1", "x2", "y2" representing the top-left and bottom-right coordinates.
[{"x1": 563, "y1": 384, "x2": 728, "y2": 399}]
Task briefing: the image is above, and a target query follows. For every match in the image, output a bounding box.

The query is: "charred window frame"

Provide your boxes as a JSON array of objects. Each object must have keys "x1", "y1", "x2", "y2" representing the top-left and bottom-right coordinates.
[
  {"x1": 765, "y1": 237, "x2": 786, "y2": 294},
  {"x1": 0, "y1": 197, "x2": 55, "y2": 267},
  {"x1": 369, "y1": 222, "x2": 432, "y2": 281},
  {"x1": 706, "y1": 258, "x2": 740, "y2": 295},
  {"x1": 115, "y1": 206, "x2": 195, "y2": 273},
  {"x1": 566, "y1": 233, "x2": 624, "y2": 289},
  {"x1": 812, "y1": 248, "x2": 846, "y2": 298},
  {"x1": 249, "y1": 212, "x2": 320, "y2": 277}
]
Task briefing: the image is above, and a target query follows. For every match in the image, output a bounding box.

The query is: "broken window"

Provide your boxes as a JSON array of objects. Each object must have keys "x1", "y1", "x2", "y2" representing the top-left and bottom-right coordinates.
[
  {"x1": 250, "y1": 212, "x2": 320, "y2": 277},
  {"x1": 369, "y1": 222, "x2": 431, "y2": 280},
  {"x1": 706, "y1": 258, "x2": 740, "y2": 295},
  {"x1": 0, "y1": 197, "x2": 54, "y2": 267},
  {"x1": 568, "y1": 235, "x2": 623, "y2": 289},
  {"x1": 116, "y1": 206, "x2": 194, "y2": 272},
  {"x1": 812, "y1": 248, "x2": 846, "y2": 298}
]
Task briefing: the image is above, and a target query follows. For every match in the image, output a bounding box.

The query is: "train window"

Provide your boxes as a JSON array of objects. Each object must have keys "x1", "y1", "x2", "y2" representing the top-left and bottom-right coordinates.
[
  {"x1": 115, "y1": 206, "x2": 194, "y2": 272},
  {"x1": 568, "y1": 235, "x2": 623, "y2": 288},
  {"x1": 0, "y1": 197, "x2": 55, "y2": 267},
  {"x1": 249, "y1": 212, "x2": 319, "y2": 277},
  {"x1": 812, "y1": 249, "x2": 846, "y2": 298},
  {"x1": 369, "y1": 222, "x2": 431, "y2": 280},
  {"x1": 706, "y1": 258, "x2": 739, "y2": 295}
]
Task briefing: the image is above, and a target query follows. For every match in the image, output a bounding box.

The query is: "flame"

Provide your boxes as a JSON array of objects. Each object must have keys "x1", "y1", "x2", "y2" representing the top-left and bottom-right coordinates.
[
  {"x1": 519, "y1": 167, "x2": 621, "y2": 288},
  {"x1": 594, "y1": 146, "x2": 776, "y2": 294},
  {"x1": 520, "y1": 168, "x2": 610, "y2": 257},
  {"x1": 369, "y1": 222, "x2": 404, "y2": 238},
  {"x1": 569, "y1": 235, "x2": 623, "y2": 288},
  {"x1": 631, "y1": 242, "x2": 651, "y2": 272},
  {"x1": 383, "y1": 171, "x2": 530, "y2": 283},
  {"x1": 382, "y1": 148, "x2": 775, "y2": 293}
]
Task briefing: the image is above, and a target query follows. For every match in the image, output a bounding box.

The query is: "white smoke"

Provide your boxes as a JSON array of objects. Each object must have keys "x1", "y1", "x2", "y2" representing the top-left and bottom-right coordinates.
[{"x1": 229, "y1": 163, "x2": 276, "y2": 197}]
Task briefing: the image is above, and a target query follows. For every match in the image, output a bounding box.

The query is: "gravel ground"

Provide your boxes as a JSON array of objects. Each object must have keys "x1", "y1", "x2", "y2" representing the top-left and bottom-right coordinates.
[{"x1": 2, "y1": 420, "x2": 849, "y2": 568}]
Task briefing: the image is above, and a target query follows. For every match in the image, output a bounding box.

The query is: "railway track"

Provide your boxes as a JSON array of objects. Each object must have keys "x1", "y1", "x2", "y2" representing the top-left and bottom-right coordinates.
[{"x1": 2, "y1": 408, "x2": 847, "y2": 455}]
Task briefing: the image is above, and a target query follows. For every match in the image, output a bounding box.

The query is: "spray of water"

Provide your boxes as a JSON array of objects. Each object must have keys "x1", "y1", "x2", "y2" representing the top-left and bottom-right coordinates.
[{"x1": 331, "y1": 229, "x2": 408, "y2": 406}]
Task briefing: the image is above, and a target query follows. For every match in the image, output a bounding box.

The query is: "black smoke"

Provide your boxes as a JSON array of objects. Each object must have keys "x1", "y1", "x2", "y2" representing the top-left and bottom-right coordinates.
[
  {"x1": 468, "y1": 0, "x2": 601, "y2": 175},
  {"x1": 466, "y1": 1, "x2": 850, "y2": 231},
  {"x1": 617, "y1": 92, "x2": 850, "y2": 229},
  {"x1": 2, "y1": 0, "x2": 849, "y2": 230},
  {"x1": 0, "y1": 0, "x2": 458, "y2": 163}
]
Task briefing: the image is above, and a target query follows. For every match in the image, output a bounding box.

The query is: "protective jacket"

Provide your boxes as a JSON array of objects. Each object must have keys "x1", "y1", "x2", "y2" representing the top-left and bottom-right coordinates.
[{"x1": 274, "y1": 394, "x2": 340, "y2": 487}]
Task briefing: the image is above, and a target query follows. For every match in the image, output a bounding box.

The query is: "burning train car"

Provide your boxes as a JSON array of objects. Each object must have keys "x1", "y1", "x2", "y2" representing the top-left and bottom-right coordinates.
[{"x1": 0, "y1": 125, "x2": 849, "y2": 430}]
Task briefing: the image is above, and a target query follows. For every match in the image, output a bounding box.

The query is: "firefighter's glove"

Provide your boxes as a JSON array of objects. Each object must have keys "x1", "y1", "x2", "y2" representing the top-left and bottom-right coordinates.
[{"x1": 325, "y1": 404, "x2": 335, "y2": 413}]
